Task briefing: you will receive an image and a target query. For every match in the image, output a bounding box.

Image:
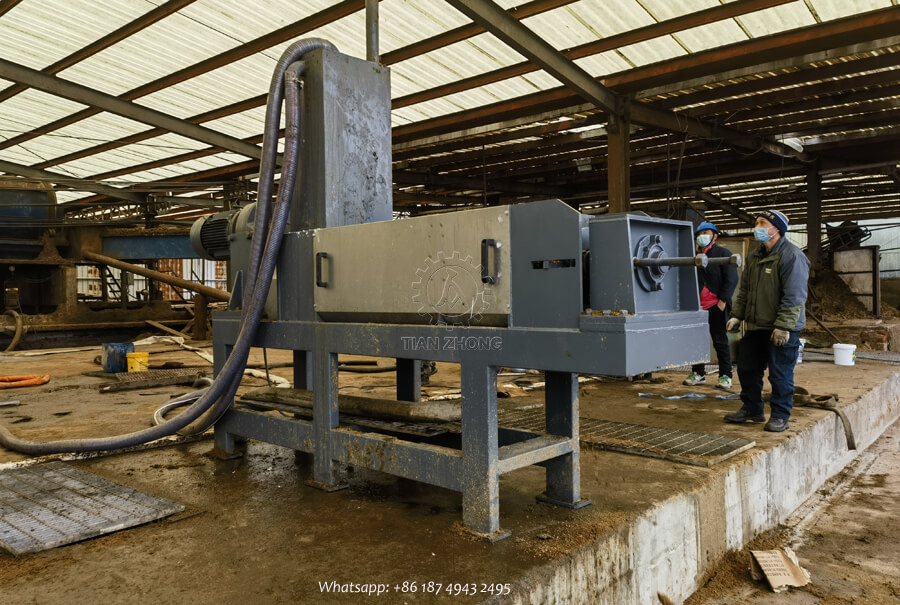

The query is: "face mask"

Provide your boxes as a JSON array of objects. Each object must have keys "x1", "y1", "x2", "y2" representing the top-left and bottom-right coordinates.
[
  {"x1": 754, "y1": 227, "x2": 772, "y2": 242},
  {"x1": 696, "y1": 234, "x2": 712, "y2": 248}
]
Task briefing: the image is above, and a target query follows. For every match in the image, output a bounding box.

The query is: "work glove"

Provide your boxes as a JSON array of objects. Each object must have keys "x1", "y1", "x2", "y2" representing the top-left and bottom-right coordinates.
[
  {"x1": 725, "y1": 318, "x2": 741, "y2": 333},
  {"x1": 771, "y1": 328, "x2": 790, "y2": 346}
]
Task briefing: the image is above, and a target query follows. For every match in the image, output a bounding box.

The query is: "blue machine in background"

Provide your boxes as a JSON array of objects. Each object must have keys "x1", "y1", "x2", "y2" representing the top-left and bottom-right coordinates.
[{"x1": 0, "y1": 179, "x2": 210, "y2": 349}]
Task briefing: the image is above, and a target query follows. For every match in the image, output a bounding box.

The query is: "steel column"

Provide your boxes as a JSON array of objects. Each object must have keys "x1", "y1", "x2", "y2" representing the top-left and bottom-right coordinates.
[
  {"x1": 806, "y1": 161, "x2": 823, "y2": 273},
  {"x1": 538, "y1": 371, "x2": 589, "y2": 508},
  {"x1": 460, "y1": 363, "x2": 508, "y2": 539},
  {"x1": 293, "y1": 350, "x2": 313, "y2": 390},
  {"x1": 212, "y1": 341, "x2": 236, "y2": 457},
  {"x1": 396, "y1": 358, "x2": 422, "y2": 402},
  {"x1": 309, "y1": 344, "x2": 345, "y2": 490},
  {"x1": 607, "y1": 107, "x2": 631, "y2": 214},
  {"x1": 365, "y1": 0, "x2": 379, "y2": 63}
]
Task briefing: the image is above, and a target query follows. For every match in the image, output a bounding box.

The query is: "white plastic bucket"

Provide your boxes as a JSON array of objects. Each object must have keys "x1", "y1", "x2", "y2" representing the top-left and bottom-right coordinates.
[
  {"x1": 833, "y1": 343, "x2": 856, "y2": 366},
  {"x1": 796, "y1": 338, "x2": 806, "y2": 364}
]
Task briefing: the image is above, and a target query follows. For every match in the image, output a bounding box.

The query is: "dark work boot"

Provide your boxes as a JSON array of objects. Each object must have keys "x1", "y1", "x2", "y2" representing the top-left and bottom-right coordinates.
[
  {"x1": 724, "y1": 409, "x2": 765, "y2": 424},
  {"x1": 764, "y1": 417, "x2": 790, "y2": 432}
]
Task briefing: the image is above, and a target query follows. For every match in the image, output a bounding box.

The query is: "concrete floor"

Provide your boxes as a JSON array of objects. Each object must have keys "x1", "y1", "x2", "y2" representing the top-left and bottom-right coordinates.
[{"x1": 0, "y1": 342, "x2": 898, "y2": 604}]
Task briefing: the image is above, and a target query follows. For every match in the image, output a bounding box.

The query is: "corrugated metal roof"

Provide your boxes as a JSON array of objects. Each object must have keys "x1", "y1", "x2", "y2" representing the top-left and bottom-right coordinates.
[{"x1": 0, "y1": 0, "x2": 897, "y2": 220}]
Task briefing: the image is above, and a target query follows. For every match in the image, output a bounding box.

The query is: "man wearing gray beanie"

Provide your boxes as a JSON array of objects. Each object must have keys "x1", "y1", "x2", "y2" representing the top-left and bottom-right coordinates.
[{"x1": 724, "y1": 209, "x2": 809, "y2": 432}]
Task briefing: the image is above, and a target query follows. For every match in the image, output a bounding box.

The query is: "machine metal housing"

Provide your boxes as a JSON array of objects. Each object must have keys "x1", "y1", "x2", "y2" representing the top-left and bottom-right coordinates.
[{"x1": 209, "y1": 47, "x2": 710, "y2": 540}]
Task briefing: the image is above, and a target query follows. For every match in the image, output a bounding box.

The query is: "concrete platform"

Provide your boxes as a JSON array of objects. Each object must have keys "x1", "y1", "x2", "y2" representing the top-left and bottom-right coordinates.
[{"x1": 0, "y1": 345, "x2": 898, "y2": 604}]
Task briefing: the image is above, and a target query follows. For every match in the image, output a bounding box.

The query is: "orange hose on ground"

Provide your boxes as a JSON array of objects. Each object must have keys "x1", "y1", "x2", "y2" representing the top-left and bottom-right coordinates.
[{"x1": 0, "y1": 374, "x2": 50, "y2": 388}]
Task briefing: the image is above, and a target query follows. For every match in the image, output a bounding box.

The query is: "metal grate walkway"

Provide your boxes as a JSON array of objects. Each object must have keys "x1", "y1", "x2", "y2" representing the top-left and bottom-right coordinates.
[
  {"x1": 99, "y1": 368, "x2": 210, "y2": 392},
  {"x1": 499, "y1": 408, "x2": 755, "y2": 467},
  {"x1": 0, "y1": 461, "x2": 184, "y2": 555}
]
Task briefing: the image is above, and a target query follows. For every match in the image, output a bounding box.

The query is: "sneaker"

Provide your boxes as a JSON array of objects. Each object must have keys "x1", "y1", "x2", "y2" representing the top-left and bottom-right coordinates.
[
  {"x1": 764, "y1": 417, "x2": 790, "y2": 432},
  {"x1": 683, "y1": 373, "x2": 705, "y2": 386},
  {"x1": 717, "y1": 375, "x2": 733, "y2": 388},
  {"x1": 724, "y1": 409, "x2": 766, "y2": 424}
]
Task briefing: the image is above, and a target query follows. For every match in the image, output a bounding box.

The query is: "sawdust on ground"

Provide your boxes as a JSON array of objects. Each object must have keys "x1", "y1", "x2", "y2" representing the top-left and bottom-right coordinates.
[
  {"x1": 684, "y1": 529, "x2": 793, "y2": 605},
  {"x1": 809, "y1": 269, "x2": 899, "y2": 319}
]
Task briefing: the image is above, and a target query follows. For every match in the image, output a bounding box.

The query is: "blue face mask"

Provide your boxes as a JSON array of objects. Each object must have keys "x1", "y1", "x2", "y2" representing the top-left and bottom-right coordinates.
[
  {"x1": 696, "y1": 234, "x2": 712, "y2": 248},
  {"x1": 754, "y1": 227, "x2": 772, "y2": 242}
]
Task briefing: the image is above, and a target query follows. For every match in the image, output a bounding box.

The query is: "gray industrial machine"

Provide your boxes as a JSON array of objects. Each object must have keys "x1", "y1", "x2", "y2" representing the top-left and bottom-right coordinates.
[{"x1": 198, "y1": 45, "x2": 722, "y2": 540}]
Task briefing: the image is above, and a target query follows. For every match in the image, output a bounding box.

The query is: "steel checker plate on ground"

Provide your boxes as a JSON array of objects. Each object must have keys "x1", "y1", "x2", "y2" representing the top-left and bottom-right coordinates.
[
  {"x1": 0, "y1": 461, "x2": 184, "y2": 555},
  {"x1": 114, "y1": 368, "x2": 210, "y2": 383},
  {"x1": 499, "y1": 408, "x2": 755, "y2": 467}
]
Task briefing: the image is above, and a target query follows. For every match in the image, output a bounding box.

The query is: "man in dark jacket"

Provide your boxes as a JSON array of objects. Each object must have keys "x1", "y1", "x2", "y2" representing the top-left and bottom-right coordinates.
[
  {"x1": 684, "y1": 221, "x2": 738, "y2": 388},
  {"x1": 725, "y1": 209, "x2": 809, "y2": 433}
]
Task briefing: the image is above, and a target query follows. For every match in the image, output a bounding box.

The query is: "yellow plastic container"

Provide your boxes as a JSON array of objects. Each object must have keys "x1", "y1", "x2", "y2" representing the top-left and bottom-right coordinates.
[{"x1": 126, "y1": 351, "x2": 149, "y2": 372}]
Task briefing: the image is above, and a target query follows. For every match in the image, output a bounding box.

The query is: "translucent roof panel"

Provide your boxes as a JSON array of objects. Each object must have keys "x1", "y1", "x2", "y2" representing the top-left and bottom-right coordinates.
[
  {"x1": 672, "y1": 20, "x2": 749, "y2": 53},
  {"x1": 0, "y1": 0, "x2": 896, "y2": 223},
  {"x1": 0, "y1": 0, "x2": 146, "y2": 70},
  {"x1": 809, "y1": 0, "x2": 893, "y2": 21},
  {"x1": 734, "y1": 3, "x2": 817, "y2": 37},
  {"x1": 0, "y1": 87, "x2": 88, "y2": 130}
]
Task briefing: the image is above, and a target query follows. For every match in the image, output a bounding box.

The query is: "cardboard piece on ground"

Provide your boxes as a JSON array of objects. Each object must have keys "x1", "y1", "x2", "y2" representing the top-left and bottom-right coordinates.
[{"x1": 750, "y1": 548, "x2": 811, "y2": 592}]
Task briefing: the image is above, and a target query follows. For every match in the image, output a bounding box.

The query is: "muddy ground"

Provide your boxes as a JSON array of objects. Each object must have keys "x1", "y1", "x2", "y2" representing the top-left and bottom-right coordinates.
[
  {"x1": 0, "y1": 337, "x2": 898, "y2": 604},
  {"x1": 686, "y1": 420, "x2": 900, "y2": 605}
]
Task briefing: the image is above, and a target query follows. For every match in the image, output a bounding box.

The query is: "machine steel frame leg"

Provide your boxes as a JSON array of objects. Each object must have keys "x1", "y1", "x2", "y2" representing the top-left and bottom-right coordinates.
[
  {"x1": 213, "y1": 343, "x2": 243, "y2": 459},
  {"x1": 396, "y1": 358, "x2": 421, "y2": 402},
  {"x1": 461, "y1": 364, "x2": 509, "y2": 541},
  {"x1": 307, "y1": 345, "x2": 347, "y2": 491},
  {"x1": 209, "y1": 318, "x2": 606, "y2": 539},
  {"x1": 293, "y1": 350, "x2": 313, "y2": 390},
  {"x1": 538, "y1": 371, "x2": 591, "y2": 509}
]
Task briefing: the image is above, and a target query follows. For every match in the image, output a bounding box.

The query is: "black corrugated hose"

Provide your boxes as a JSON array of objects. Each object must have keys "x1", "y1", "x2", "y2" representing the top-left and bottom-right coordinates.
[{"x1": 0, "y1": 38, "x2": 335, "y2": 455}]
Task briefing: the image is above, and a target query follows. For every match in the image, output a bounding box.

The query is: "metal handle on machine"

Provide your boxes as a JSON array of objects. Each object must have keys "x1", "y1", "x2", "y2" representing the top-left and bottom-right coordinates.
[
  {"x1": 315, "y1": 252, "x2": 329, "y2": 287},
  {"x1": 481, "y1": 239, "x2": 500, "y2": 284}
]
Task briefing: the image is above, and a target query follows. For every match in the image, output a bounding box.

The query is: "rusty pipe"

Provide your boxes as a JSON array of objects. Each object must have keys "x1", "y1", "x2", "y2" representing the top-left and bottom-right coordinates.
[{"x1": 82, "y1": 250, "x2": 231, "y2": 302}]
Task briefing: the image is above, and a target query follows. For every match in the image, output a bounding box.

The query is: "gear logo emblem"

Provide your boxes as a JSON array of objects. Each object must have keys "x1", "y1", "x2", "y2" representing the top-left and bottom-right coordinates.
[{"x1": 412, "y1": 251, "x2": 493, "y2": 325}]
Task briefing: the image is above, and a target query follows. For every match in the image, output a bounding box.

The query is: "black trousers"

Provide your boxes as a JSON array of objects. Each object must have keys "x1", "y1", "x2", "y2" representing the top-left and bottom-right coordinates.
[
  {"x1": 737, "y1": 329, "x2": 800, "y2": 420},
  {"x1": 691, "y1": 305, "x2": 732, "y2": 378}
]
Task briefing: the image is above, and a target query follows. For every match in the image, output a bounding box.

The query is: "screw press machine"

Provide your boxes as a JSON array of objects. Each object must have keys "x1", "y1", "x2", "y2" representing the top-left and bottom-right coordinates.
[{"x1": 196, "y1": 43, "x2": 729, "y2": 540}]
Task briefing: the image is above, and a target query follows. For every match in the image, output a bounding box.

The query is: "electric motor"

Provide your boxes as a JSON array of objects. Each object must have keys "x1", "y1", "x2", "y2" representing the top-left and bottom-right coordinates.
[{"x1": 189, "y1": 204, "x2": 256, "y2": 261}]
